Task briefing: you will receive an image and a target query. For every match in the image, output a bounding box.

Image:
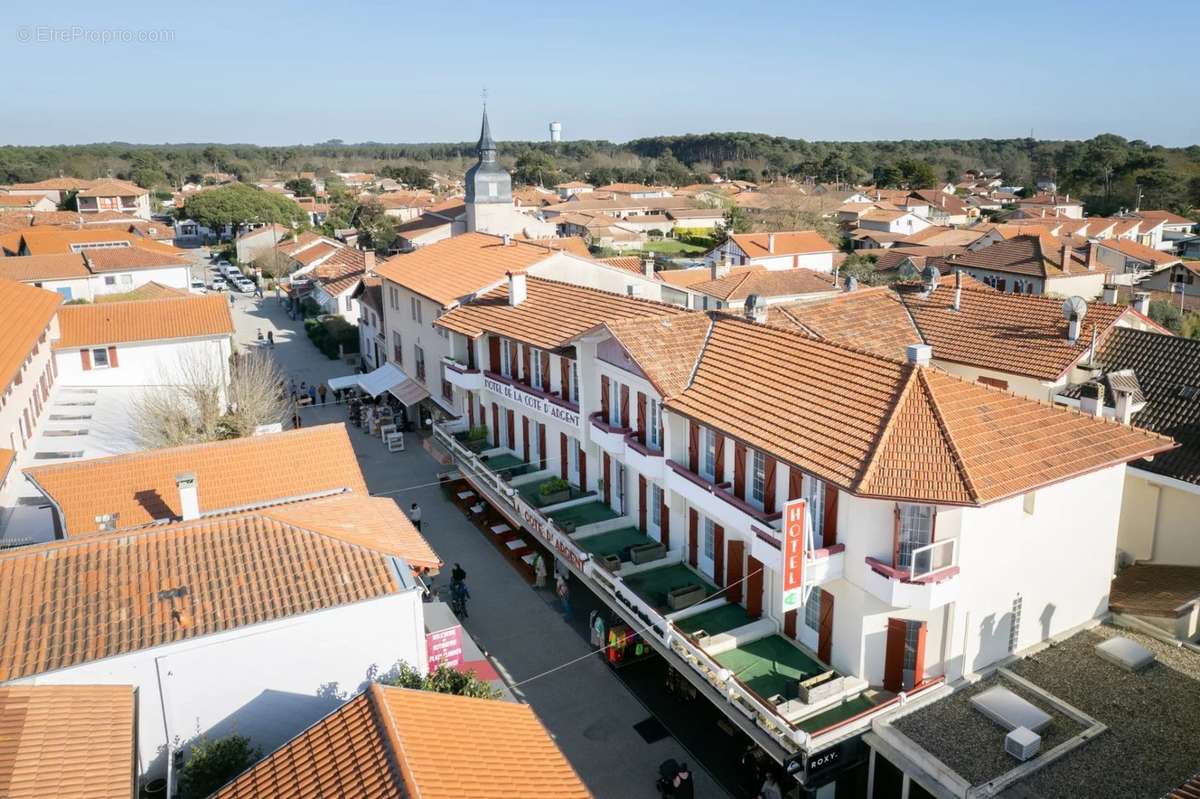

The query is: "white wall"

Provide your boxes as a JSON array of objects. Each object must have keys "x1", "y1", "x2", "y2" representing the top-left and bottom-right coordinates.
[
  {"x1": 748, "y1": 252, "x2": 836, "y2": 272},
  {"x1": 14, "y1": 590, "x2": 426, "y2": 779},
  {"x1": 380, "y1": 280, "x2": 458, "y2": 413},
  {"x1": 527, "y1": 252, "x2": 667, "y2": 302},
  {"x1": 55, "y1": 336, "x2": 233, "y2": 389},
  {"x1": 92, "y1": 265, "x2": 191, "y2": 297}
]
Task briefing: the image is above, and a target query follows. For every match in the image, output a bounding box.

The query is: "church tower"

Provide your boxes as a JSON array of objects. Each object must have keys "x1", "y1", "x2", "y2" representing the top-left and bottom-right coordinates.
[{"x1": 465, "y1": 108, "x2": 513, "y2": 234}]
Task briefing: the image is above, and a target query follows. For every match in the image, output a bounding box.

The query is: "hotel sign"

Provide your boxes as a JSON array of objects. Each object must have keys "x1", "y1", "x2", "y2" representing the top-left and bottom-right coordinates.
[
  {"x1": 781, "y1": 498, "x2": 807, "y2": 613},
  {"x1": 426, "y1": 625, "x2": 464, "y2": 671},
  {"x1": 483, "y1": 375, "x2": 580, "y2": 427},
  {"x1": 513, "y1": 495, "x2": 590, "y2": 571}
]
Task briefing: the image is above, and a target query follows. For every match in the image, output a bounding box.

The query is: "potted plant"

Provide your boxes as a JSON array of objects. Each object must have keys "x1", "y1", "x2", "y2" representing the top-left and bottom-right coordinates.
[
  {"x1": 465, "y1": 425, "x2": 489, "y2": 452},
  {"x1": 539, "y1": 477, "x2": 571, "y2": 505}
]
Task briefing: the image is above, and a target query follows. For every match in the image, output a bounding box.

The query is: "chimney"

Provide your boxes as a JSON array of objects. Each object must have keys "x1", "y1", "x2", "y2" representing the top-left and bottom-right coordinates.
[
  {"x1": 1068, "y1": 316, "x2": 1082, "y2": 342},
  {"x1": 767, "y1": 233, "x2": 776, "y2": 254},
  {"x1": 1086, "y1": 241, "x2": 1098, "y2": 271},
  {"x1": 501, "y1": 233, "x2": 511, "y2": 247},
  {"x1": 364, "y1": 250, "x2": 376, "y2": 274},
  {"x1": 507, "y1": 270, "x2": 527, "y2": 306},
  {"x1": 1133, "y1": 291, "x2": 1150, "y2": 315},
  {"x1": 1079, "y1": 382, "x2": 1104, "y2": 417},
  {"x1": 713, "y1": 257, "x2": 731, "y2": 280},
  {"x1": 1114, "y1": 388, "x2": 1135, "y2": 425},
  {"x1": 1102, "y1": 284, "x2": 1118, "y2": 304},
  {"x1": 1061, "y1": 242, "x2": 1072, "y2": 274},
  {"x1": 744, "y1": 293, "x2": 767, "y2": 323},
  {"x1": 175, "y1": 472, "x2": 199, "y2": 521},
  {"x1": 906, "y1": 343, "x2": 932, "y2": 367},
  {"x1": 953, "y1": 269, "x2": 962, "y2": 311},
  {"x1": 642, "y1": 257, "x2": 655, "y2": 278}
]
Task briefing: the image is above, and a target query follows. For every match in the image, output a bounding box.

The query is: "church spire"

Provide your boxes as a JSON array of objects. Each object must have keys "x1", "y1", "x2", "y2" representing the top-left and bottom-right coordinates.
[{"x1": 477, "y1": 107, "x2": 496, "y2": 163}]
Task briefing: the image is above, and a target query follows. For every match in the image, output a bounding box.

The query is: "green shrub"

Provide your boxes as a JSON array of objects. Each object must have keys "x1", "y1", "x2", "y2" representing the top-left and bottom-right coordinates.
[
  {"x1": 380, "y1": 662, "x2": 501, "y2": 699},
  {"x1": 539, "y1": 477, "x2": 570, "y2": 496},
  {"x1": 178, "y1": 733, "x2": 261, "y2": 799},
  {"x1": 466, "y1": 425, "x2": 489, "y2": 441}
]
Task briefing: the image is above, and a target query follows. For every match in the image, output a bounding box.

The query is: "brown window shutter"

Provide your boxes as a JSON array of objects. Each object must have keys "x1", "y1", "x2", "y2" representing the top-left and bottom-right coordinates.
[
  {"x1": 892, "y1": 504, "x2": 902, "y2": 566},
  {"x1": 522, "y1": 417, "x2": 530, "y2": 462},
  {"x1": 818, "y1": 591, "x2": 835, "y2": 663},
  {"x1": 107, "y1": 346, "x2": 118, "y2": 368},
  {"x1": 468, "y1": 400, "x2": 476, "y2": 429},
  {"x1": 763, "y1": 455, "x2": 777, "y2": 514},
  {"x1": 638, "y1": 476, "x2": 647, "y2": 532},
  {"x1": 602, "y1": 452, "x2": 611, "y2": 505},
  {"x1": 560, "y1": 358, "x2": 570, "y2": 400},
  {"x1": 540, "y1": 351, "x2": 551, "y2": 392},
  {"x1": 823, "y1": 484, "x2": 839, "y2": 547},
  {"x1": 538, "y1": 424, "x2": 547, "y2": 470},
  {"x1": 619, "y1": 384, "x2": 629, "y2": 429},
  {"x1": 636, "y1": 392, "x2": 647, "y2": 442},
  {"x1": 930, "y1": 507, "x2": 938, "y2": 541},
  {"x1": 746, "y1": 556, "x2": 763, "y2": 618},
  {"x1": 560, "y1": 433, "x2": 568, "y2": 479},
  {"x1": 733, "y1": 441, "x2": 747, "y2": 499},
  {"x1": 467, "y1": 339, "x2": 477, "y2": 370},
  {"x1": 714, "y1": 434, "x2": 725, "y2": 483},
  {"x1": 505, "y1": 409, "x2": 514, "y2": 448},
  {"x1": 488, "y1": 336, "x2": 501, "y2": 371},
  {"x1": 713, "y1": 524, "x2": 725, "y2": 585},
  {"x1": 491, "y1": 404, "x2": 500, "y2": 447},
  {"x1": 688, "y1": 509, "x2": 699, "y2": 567},
  {"x1": 660, "y1": 494, "x2": 670, "y2": 548},
  {"x1": 726, "y1": 540, "x2": 744, "y2": 604},
  {"x1": 883, "y1": 618, "x2": 907, "y2": 692},
  {"x1": 509, "y1": 340, "x2": 518, "y2": 376},
  {"x1": 600, "y1": 375, "x2": 610, "y2": 420},
  {"x1": 784, "y1": 610, "x2": 798, "y2": 639},
  {"x1": 912, "y1": 621, "x2": 928, "y2": 687},
  {"x1": 522, "y1": 346, "x2": 532, "y2": 385},
  {"x1": 579, "y1": 448, "x2": 587, "y2": 489},
  {"x1": 80, "y1": 349, "x2": 91, "y2": 370},
  {"x1": 788, "y1": 467, "x2": 803, "y2": 500},
  {"x1": 688, "y1": 422, "x2": 699, "y2": 472}
]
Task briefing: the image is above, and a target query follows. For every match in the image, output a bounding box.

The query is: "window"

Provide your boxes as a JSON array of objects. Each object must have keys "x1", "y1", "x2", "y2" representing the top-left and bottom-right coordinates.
[
  {"x1": 389, "y1": 286, "x2": 399, "y2": 310},
  {"x1": 1022, "y1": 491, "x2": 1036, "y2": 515},
  {"x1": 500, "y1": 339, "x2": 512, "y2": 377},
  {"x1": 530, "y1": 347, "x2": 542, "y2": 387},
  {"x1": 804, "y1": 586, "x2": 823, "y2": 631},
  {"x1": 751, "y1": 449, "x2": 766, "y2": 506},
  {"x1": 648, "y1": 398, "x2": 661, "y2": 449},
  {"x1": 804, "y1": 474, "x2": 825, "y2": 540},
  {"x1": 104, "y1": 276, "x2": 116, "y2": 286},
  {"x1": 651, "y1": 483, "x2": 663, "y2": 527},
  {"x1": 570, "y1": 361, "x2": 579, "y2": 403},
  {"x1": 903, "y1": 620, "x2": 921, "y2": 672},
  {"x1": 488, "y1": 181, "x2": 498, "y2": 197},
  {"x1": 91, "y1": 348, "x2": 109, "y2": 368},
  {"x1": 703, "y1": 516, "x2": 715, "y2": 559},
  {"x1": 897, "y1": 504, "x2": 934, "y2": 569},
  {"x1": 569, "y1": 439, "x2": 579, "y2": 479},
  {"x1": 608, "y1": 378, "x2": 621, "y2": 426},
  {"x1": 701, "y1": 428, "x2": 717, "y2": 480},
  {"x1": 410, "y1": 297, "x2": 423, "y2": 323},
  {"x1": 415, "y1": 345, "x2": 426, "y2": 382},
  {"x1": 344, "y1": 295, "x2": 353, "y2": 312},
  {"x1": 1008, "y1": 594, "x2": 1023, "y2": 653},
  {"x1": 119, "y1": 274, "x2": 132, "y2": 286},
  {"x1": 392, "y1": 332, "x2": 403, "y2": 364}
]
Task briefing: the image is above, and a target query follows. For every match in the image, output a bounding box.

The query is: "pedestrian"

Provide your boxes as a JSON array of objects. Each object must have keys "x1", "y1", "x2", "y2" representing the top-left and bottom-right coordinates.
[
  {"x1": 267, "y1": 330, "x2": 275, "y2": 347},
  {"x1": 318, "y1": 384, "x2": 327, "y2": 405},
  {"x1": 254, "y1": 283, "x2": 263, "y2": 298},
  {"x1": 289, "y1": 378, "x2": 297, "y2": 401},
  {"x1": 228, "y1": 292, "x2": 235, "y2": 306},
  {"x1": 556, "y1": 574, "x2": 571, "y2": 621},
  {"x1": 451, "y1": 562, "x2": 466, "y2": 585},
  {"x1": 533, "y1": 552, "x2": 548, "y2": 588},
  {"x1": 291, "y1": 410, "x2": 302, "y2": 429},
  {"x1": 408, "y1": 502, "x2": 422, "y2": 531},
  {"x1": 758, "y1": 772, "x2": 782, "y2": 799},
  {"x1": 308, "y1": 384, "x2": 317, "y2": 405},
  {"x1": 672, "y1": 764, "x2": 695, "y2": 799}
]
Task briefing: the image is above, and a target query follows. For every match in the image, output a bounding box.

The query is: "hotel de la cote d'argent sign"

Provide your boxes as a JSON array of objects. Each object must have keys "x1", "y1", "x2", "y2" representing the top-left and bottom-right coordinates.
[{"x1": 484, "y1": 375, "x2": 581, "y2": 427}]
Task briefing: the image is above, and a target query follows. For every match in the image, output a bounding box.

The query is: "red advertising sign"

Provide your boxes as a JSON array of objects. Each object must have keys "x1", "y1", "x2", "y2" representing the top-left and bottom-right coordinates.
[
  {"x1": 781, "y1": 498, "x2": 806, "y2": 613},
  {"x1": 426, "y1": 625, "x2": 465, "y2": 671}
]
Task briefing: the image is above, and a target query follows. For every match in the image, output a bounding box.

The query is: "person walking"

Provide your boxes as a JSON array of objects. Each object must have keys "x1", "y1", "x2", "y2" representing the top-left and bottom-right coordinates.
[
  {"x1": 758, "y1": 772, "x2": 782, "y2": 799},
  {"x1": 318, "y1": 384, "x2": 327, "y2": 405},
  {"x1": 556, "y1": 573, "x2": 571, "y2": 621},
  {"x1": 307, "y1": 384, "x2": 317, "y2": 405},
  {"x1": 408, "y1": 502, "x2": 422, "y2": 531},
  {"x1": 533, "y1": 552, "x2": 548, "y2": 588},
  {"x1": 289, "y1": 378, "x2": 297, "y2": 400},
  {"x1": 267, "y1": 330, "x2": 274, "y2": 348},
  {"x1": 672, "y1": 764, "x2": 695, "y2": 799},
  {"x1": 291, "y1": 410, "x2": 302, "y2": 429},
  {"x1": 451, "y1": 562, "x2": 466, "y2": 585}
]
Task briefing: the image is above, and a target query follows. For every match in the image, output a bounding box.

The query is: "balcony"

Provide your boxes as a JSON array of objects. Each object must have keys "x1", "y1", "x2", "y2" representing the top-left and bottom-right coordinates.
[
  {"x1": 863, "y1": 539, "x2": 960, "y2": 610},
  {"x1": 442, "y1": 357, "x2": 482, "y2": 392},
  {"x1": 589, "y1": 413, "x2": 627, "y2": 457},
  {"x1": 750, "y1": 526, "x2": 843, "y2": 588},
  {"x1": 624, "y1": 436, "x2": 666, "y2": 483},
  {"x1": 666, "y1": 460, "x2": 782, "y2": 537}
]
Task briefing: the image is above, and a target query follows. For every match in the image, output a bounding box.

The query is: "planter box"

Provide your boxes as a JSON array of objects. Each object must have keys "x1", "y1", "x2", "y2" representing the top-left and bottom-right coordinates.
[
  {"x1": 465, "y1": 437, "x2": 489, "y2": 453},
  {"x1": 630, "y1": 542, "x2": 666, "y2": 565},
  {"x1": 540, "y1": 489, "x2": 571, "y2": 505},
  {"x1": 667, "y1": 583, "x2": 707, "y2": 610},
  {"x1": 599, "y1": 554, "x2": 622, "y2": 573},
  {"x1": 797, "y1": 671, "x2": 844, "y2": 704}
]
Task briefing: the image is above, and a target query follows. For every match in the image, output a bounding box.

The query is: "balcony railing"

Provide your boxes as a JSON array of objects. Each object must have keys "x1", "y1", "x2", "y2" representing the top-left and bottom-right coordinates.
[
  {"x1": 863, "y1": 539, "x2": 960, "y2": 610},
  {"x1": 442, "y1": 357, "x2": 482, "y2": 391},
  {"x1": 908, "y1": 539, "x2": 957, "y2": 582}
]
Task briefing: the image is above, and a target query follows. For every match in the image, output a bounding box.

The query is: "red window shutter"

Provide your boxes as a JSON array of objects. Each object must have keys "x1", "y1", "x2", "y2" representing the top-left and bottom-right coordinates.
[
  {"x1": 491, "y1": 404, "x2": 500, "y2": 447},
  {"x1": 638, "y1": 476, "x2": 647, "y2": 532},
  {"x1": 602, "y1": 452, "x2": 611, "y2": 505},
  {"x1": 746, "y1": 556, "x2": 763, "y2": 618},
  {"x1": 522, "y1": 416, "x2": 530, "y2": 462},
  {"x1": 636, "y1": 392, "x2": 647, "y2": 442},
  {"x1": 930, "y1": 507, "x2": 938, "y2": 542},
  {"x1": 505, "y1": 409, "x2": 514, "y2": 448},
  {"x1": 784, "y1": 610, "x2": 797, "y2": 639},
  {"x1": 913, "y1": 621, "x2": 928, "y2": 687},
  {"x1": 726, "y1": 540, "x2": 744, "y2": 604},
  {"x1": 619, "y1": 384, "x2": 629, "y2": 429},
  {"x1": 883, "y1": 618, "x2": 907, "y2": 692},
  {"x1": 560, "y1": 358, "x2": 570, "y2": 400},
  {"x1": 688, "y1": 422, "x2": 699, "y2": 472},
  {"x1": 818, "y1": 591, "x2": 835, "y2": 663},
  {"x1": 660, "y1": 494, "x2": 670, "y2": 548},
  {"x1": 823, "y1": 484, "x2": 839, "y2": 548},
  {"x1": 714, "y1": 434, "x2": 725, "y2": 483},
  {"x1": 560, "y1": 433, "x2": 569, "y2": 479},
  {"x1": 538, "y1": 424, "x2": 547, "y2": 470},
  {"x1": 733, "y1": 441, "x2": 747, "y2": 499},
  {"x1": 579, "y1": 448, "x2": 587, "y2": 489},
  {"x1": 892, "y1": 504, "x2": 902, "y2": 566},
  {"x1": 488, "y1": 336, "x2": 501, "y2": 371},
  {"x1": 107, "y1": 346, "x2": 118, "y2": 368},
  {"x1": 522, "y1": 346, "x2": 532, "y2": 385},
  {"x1": 713, "y1": 524, "x2": 725, "y2": 586},
  {"x1": 80, "y1": 349, "x2": 91, "y2": 371},
  {"x1": 540, "y1": 351, "x2": 551, "y2": 392},
  {"x1": 600, "y1": 375, "x2": 610, "y2": 420},
  {"x1": 688, "y1": 509, "x2": 699, "y2": 567},
  {"x1": 788, "y1": 466, "x2": 803, "y2": 500},
  {"x1": 763, "y1": 455, "x2": 777, "y2": 514}
]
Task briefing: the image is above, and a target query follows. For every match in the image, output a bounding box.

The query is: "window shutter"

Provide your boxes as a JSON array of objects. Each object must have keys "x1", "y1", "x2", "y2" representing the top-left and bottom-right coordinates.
[
  {"x1": 726, "y1": 539, "x2": 744, "y2": 604},
  {"x1": 600, "y1": 375, "x2": 610, "y2": 420},
  {"x1": 763, "y1": 455, "x2": 777, "y2": 514},
  {"x1": 912, "y1": 621, "x2": 928, "y2": 688},
  {"x1": 538, "y1": 424, "x2": 547, "y2": 470},
  {"x1": 602, "y1": 452, "x2": 611, "y2": 505},
  {"x1": 522, "y1": 346, "x2": 532, "y2": 386},
  {"x1": 491, "y1": 404, "x2": 500, "y2": 447},
  {"x1": 784, "y1": 610, "x2": 798, "y2": 639},
  {"x1": 788, "y1": 466, "x2": 803, "y2": 500},
  {"x1": 714, "y1": 434, "x2": 725, "y2": 483},
  {"x1": 822, "y1": 484, "x2": 839, "y2": 547},
  {"x1": 638, "y1": 476, "x2": 647, "y2": 532},
  {"x1": 508, "y1": 340, "x2": 518, "y2": 376},
  {"x1": 107, "y1": 346, "x2": 119, "y2": 368},
  {"x1": 688, "y1": 509, "x2": 698, "y2": 568},
  {"x1": 579, "y1": 448, "x2": 587, "y2": 490},
  {"x1": 636, "y1": 392, "x2": 647, "y2": 442},
  {"x1": 713, "y1": 524, "x2": 725, "y2": 586},
  {"x1": 560, "y1": 357, "x2": 571, "y2": 401},
  {"x1": 619, "y1": 384, "x2": 629, "y2": 429},
  {"x1": 80, "y1": 349, "x2": 91, "y2": 371},
  {"x1": 660, "y1": 493, "x2": 670, "y2": 548},
  {"x1": 467, "y1": 400, "x2": 475, "y2": 429},
  {"x1": 505, "y1": 409, "x2": 514, "y2": 449},
  {"x1": 522, "y1": 417, "x2": 530, "y2": 463},
  {"x1": 540, "y1": 351, "x2": 551, "y2": 392},
  {"x1": 733, "y1": 441, "x2": 747, "y2": 499},
  {"x1": 688, "y1": 422, "x2": 699, "y2": 473},
  {"x1": 818, "y1": 591, "x2": 835, "y2": 663},
  {"x1": 488, "y1": 336, "x2": 501, "y2": 371},
  {"x1": 930, "y1": 507, "x2": 938, "y2": 542},
  {"x1": 560, "y1": 433, "x2": 568, "y2": 480},
  {"x1": 892, "y1": 504, "x2": 902, "y2": 567},
  {"x1": 884, "y1": 618, "x2": 908, "y2": 692}
]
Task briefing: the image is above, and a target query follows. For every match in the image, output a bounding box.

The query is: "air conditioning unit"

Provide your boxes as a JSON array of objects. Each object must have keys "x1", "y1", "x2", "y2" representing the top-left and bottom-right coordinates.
[{"x1": 1005, "y1": 726, "x2": 1041, "y2": 761}]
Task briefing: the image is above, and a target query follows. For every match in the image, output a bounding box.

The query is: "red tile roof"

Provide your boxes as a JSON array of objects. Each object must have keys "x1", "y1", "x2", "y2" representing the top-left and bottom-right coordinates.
[
  {"x1": 0, "y1": 277, "x2": 61, "y2": 391},
  {"x1": 54, "y1": 293, "x2": 233, "y2": 349},
  {"x1": 729, "y1": 230, "x2": 836, "y2": 258},
  {"x1": 689, "y1": 267, "x2": 836, "y2": 301}
]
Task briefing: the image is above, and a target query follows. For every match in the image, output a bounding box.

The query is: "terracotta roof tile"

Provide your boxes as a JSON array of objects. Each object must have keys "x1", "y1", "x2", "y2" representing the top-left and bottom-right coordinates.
[
  {"x1": 768, "y1": 287, "x2": 920, "y2": 361},
  {"x1": 81, "y1": 245, "x2": 187, "y2": 273},
  {"x1": 54, "y1": 293, "x2": 233, "y2": 349},
  {"x1": 1109, "y1": 563, "x2": 1200, "y2": 618},
  {"x1": 76, "y1": 180, "x2": 145, "y2": 198},
  {"x1": 946, "y1": 233, "x2": 1087, "y2": 279},
  {"x1": 214, "y1": 684, "x2": 591, "y2": 799},
  {"x1": 292, "y1": 241, "x2": 338, "y2": 266},
  {"x1": 729, "y1": 230, "x2": 836, "y2": 257},
  {"x1": 94, "y1": 281, "x2": 190, "y2": 302},
  {"x1": 600, "y1": 256, "x2": 646, "y2": 274},
  {"x1": 0, "y1": 508, "x2": 402, "y2": 681},
  {"x1": 1098, "y1": 236, "x2": 1181, "y2": 267},
  {"x1": 0, "y1": 684, "x2": 135, "y2": 799},
  {"x1": 0, "y1": 277, "x2": 61, "y2": 391},
  {"x1": 599, "y1": 314, "x2": 713, "y2": 398},
  {"x1": 435, "y1": 276, "x2": 688, "y2": 350},
  {"x1": 0, "y1": 227, "x2": 183, "y2": 257},
  {"x1": 0, "y1": 253, "x2": 89, "y2": 281},
  {"x1": 24, "y1": 424, "x2": 366, "y2": 535},
  {"x1": 658, "y1": 265, "x2": 762, "y2": 289},
  {"x1": 690, "y1": 267, "x2": 836, "y2": 301}
]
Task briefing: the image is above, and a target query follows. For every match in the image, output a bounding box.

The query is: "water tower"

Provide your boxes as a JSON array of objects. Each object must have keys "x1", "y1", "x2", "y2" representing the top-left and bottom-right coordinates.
[{"x1": 549, "y1": 121, "x2": 562, "y2": 142}]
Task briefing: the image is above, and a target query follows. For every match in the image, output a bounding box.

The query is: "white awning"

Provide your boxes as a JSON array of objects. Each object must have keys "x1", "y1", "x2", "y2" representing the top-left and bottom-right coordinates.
[{"x1": 326, "y1": 363, "x2": 429, "y2": 407}]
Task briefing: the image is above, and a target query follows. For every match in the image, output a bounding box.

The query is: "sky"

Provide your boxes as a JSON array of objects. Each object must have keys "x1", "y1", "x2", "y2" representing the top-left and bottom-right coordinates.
[{"x1": 3, "y1": 0, "x2": 1198, "y2": 147}]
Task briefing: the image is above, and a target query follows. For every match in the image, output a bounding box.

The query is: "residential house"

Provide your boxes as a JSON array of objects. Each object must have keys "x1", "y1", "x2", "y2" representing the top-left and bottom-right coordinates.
[
  {"x1": 374, "y1": 190, "x2": 436, "y2": 221},
  {"x1": 709, "y1": 231, "x2": 838, "y2": 272},
  {"x1": 308, "y1": 248, "x2": 374, "y2": 323},
  {"x1": 74, "y1": 180, "x2": 151, "y2": 220},
  {"x1": 943, "y1": 233, "x2": 1108, "y2": 297},
  {"x1": 212, "y1": 684, "x2": 590, "y2": 799},
  {"x1": 234, "y1": 223, "x2": 290, "y2": 264},
  {"x1": 0, "y1": 177, "x2": 92, "y2": 205},
  {"x1": 0, "y1": 246, "x2": 191, "y2": 301},
  {"x1": 0, "y1": 194, "x2": 57, "y2": 213},
  {"x1": 681, "y1": 264, "x2": 839, "y2": 311},
  {"x1": 556, "y1": 180, "x2": 595, "y2": 199},
  {"x1": 394, "y1": 201, "x2": 467, "y2": 251},
  {"x1": 1015, "y1": 192, "x2": 1084, "y2": 219},
  {"x1": 1140, "y1": 259, "x2": 1200, "y2": 295},
  {"x1": 857, "y1": 209, "x2": 933, "y2": 237},
  {"x1": 596, "y1": 182, "x2": 673, "y2": 199},
  {"x1": 1094, "y1": 235, "x2": 1181, "y2": 279},
  {"x1": 0, "y1": 279, "x2": 61, "y2": 462},
  {"x1": 666, "y1": 207, "x2": 725, "y2": 230},
  {"x1": 1133, "y1": 209, "x2": 1195, "y2": 250}
]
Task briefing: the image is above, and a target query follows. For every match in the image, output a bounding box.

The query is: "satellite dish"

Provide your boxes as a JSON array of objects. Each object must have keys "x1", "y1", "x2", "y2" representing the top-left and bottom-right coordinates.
[
  {"x1": 1062, "y1": 296, "x2": 1088, "y2": 321},
  {"x1": 921, "y1": 264, "x2": 941, "y2": 285}
]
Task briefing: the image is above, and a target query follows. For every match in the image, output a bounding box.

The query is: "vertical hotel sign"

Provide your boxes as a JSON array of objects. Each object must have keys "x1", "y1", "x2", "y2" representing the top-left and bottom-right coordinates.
[{"x1": 781, "y1": 498, "x2": 806, "y2": 613}]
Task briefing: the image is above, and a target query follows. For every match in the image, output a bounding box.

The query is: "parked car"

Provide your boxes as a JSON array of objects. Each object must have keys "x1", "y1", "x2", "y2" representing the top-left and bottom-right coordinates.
[
  {"x1": 222, "y1": 265, "x2": 243, "y2": 280},
  {"x1": 189, "y1": 279, "x2": 207, "y2": 294},
  {"x1": 209, "y1": 275, "x2": 227, "y2": 291},
  {"x1": 235, "y1": 277, "x2": 256, "y2": 293}
]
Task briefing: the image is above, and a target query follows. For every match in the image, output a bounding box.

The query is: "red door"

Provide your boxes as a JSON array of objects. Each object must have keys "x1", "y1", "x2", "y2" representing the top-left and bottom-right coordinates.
[
  {"x1": 818, "y1": 591, "x2": 835, "y2": 663},
  {"x1": 884, "y1": 618, "x2": 926, "y2": 692},
  {"x1": 746, "y1": 555, "x2": 763, "y2": 618}
]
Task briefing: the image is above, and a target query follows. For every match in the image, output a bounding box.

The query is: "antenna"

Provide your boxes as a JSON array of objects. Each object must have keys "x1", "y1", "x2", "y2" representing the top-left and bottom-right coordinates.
[{"x1": 481, "y1": 87, "x2": 488, "y2": 110}]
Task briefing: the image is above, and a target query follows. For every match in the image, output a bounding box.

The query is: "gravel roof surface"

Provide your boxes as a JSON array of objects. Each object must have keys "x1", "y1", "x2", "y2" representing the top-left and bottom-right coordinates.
[{"x1": 892, "y1": 624, "x2": 1200, "y2": 799}]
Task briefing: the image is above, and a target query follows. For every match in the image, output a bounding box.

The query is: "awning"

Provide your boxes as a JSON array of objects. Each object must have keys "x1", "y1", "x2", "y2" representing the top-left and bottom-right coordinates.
[{"x1": 327, "y1": 363, "x2": 429, "y2": 407}]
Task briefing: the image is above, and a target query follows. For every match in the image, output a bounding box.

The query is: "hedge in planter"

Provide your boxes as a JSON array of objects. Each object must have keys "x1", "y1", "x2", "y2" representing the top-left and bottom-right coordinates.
[{"x1": 539, "y1": 477, "x2": 571, "y2": 505}]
